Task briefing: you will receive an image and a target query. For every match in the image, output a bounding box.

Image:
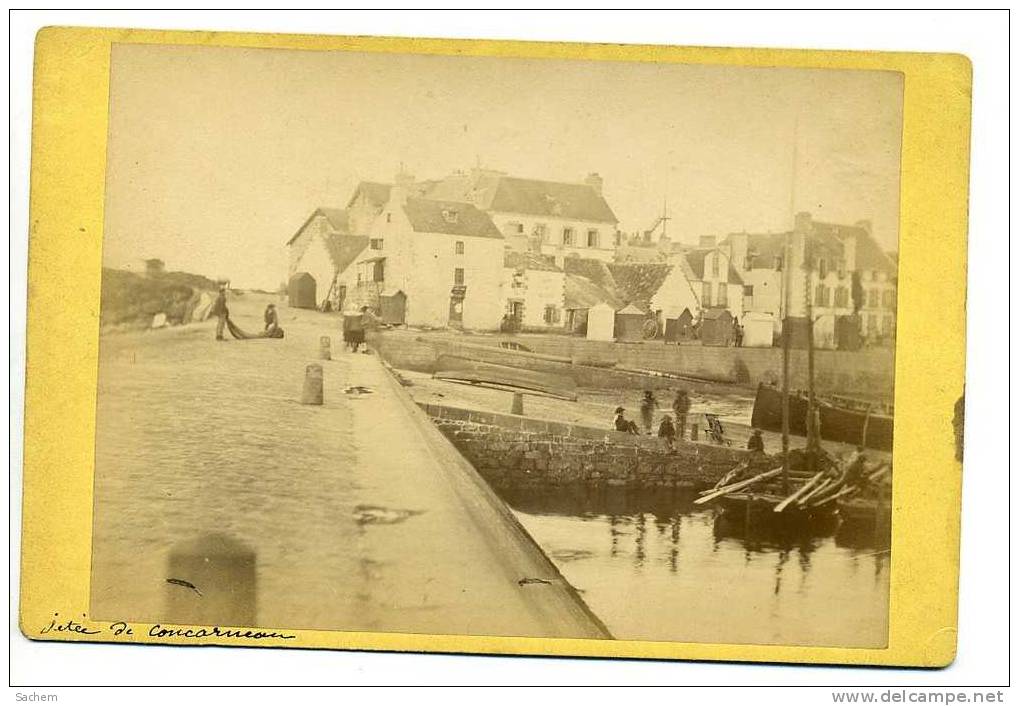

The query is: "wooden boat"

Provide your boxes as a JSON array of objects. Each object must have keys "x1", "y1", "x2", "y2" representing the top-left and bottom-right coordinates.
[{"x1": 750, "y1": 383, "x2": 893, "y2": 452}]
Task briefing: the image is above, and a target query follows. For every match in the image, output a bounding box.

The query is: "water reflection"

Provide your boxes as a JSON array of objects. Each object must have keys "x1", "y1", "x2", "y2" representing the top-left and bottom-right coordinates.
[{"x1": 496, "y1": 484, "x2": 890, "y2": 647}]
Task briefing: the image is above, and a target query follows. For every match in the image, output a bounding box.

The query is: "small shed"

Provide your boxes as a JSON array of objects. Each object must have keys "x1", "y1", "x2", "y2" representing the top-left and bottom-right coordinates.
[
  {"x1": 288, "y1": 272, "x2": 317, "y2": 309},
  {"x1": 701, "y1": 308, "x2": 734, "y2": 347},
  {"x1": 614, "y1": 303, "x2": 647, "y2": 342},
  {"x1": 664, "y1": 308, "x2": 695, "y2": 344},
  {"x1": 741, "y1": 311, "x2": 775, "y2": 348},
  {"x1": 378, "y1": 289, "x2": 407, "y2": 326},
  {"x1": 586, "y1": 302, "x2": 616, "y2": 341}
]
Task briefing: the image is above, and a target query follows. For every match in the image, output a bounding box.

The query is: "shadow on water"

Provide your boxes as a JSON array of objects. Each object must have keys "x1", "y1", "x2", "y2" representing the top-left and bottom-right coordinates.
[{"x1": 164, "y1": 533, "x2": 257, "y2": 627}]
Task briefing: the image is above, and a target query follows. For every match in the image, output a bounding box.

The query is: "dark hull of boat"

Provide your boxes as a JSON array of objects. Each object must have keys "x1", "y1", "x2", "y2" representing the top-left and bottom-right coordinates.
[{"x1": 750, "y1": 384, "x2": 893, "y2": 452}]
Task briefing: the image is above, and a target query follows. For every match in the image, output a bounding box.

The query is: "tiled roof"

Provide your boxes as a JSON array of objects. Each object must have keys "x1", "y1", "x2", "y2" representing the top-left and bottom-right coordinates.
[
  {"x1": 346, "y1": 181, "x2": 394, "y2": 210},
  {"x1": 814, "y1": 221, "x2": 895, "y2": 274},
  {"x1": 564, "y1": 273, "x2": 623, "y2": 310},
  {"x1": 503, "y1": 251, "x2": 562, "y2": 272},
  {"x1": 485, "y1": 176, "x2": 618, "y2": 224},
  {"x1": 402, "y1": 198, "x2": 503, "y2": 239},
  {"x1": 725, "y1": 222, "x2": 894, "y2": 275},
  {"x1": 606, "y1": 262, "x2": 674, "y2": 311},
  {"x1": 562, "y1": 257, "x2": 617, "y2": 293}
]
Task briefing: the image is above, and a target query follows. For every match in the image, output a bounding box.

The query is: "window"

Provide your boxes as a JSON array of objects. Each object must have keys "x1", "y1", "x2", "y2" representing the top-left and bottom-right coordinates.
[
  {"x1": 442, "y1": 209, "x2": 459, "y2": 224},
  {"x1": 562, "y1": 227, "x2": 575, "y2": 246},
  {"x1": 587, "y1": 229, "x2": 599, "y2": 248},
  {"x1": 506, "y1": 221, "x2": 523, "y2": 235},
  {"x1": 834, "y1": 286, "x2": 848, "y2": 308},
  {"x1": 543, "y1": 305, "x2": 561, "y2": 324},
  {"x1": 818, "y1": 258, "x2": 828, "y2": 278},
  {"x1": 369, "y1": 238, "x2": 384, "y2": 251},
  {"x1": 711, "y1": 253, "x2": 720, "y2": 277},
  {"x1": 819, "y1": 286, "x2": 831, "y2": 307},
  {"x1": 868, "y1": 289, "x2": 879, "y2": 308},
  {"x1": 532, "y1": 223, "x2": 547, "y2": 241},
  {"x1": 385, "y1": 213, "x2": 392, "y2": 223},
  {"x1": 774, "y1": 256, "x2": 783, "y2": 271},
  {"x1": 454, "y1": 267, "x2": 465, "y2": 286},
  {"x1": 867, "y1": 314, "x2": 878, "y2": 333},
  {"x1": 717, "y1": 282, "x2": 727, "y2": 307},
  {"x1": 743, "y1": 285, "x2": 754, "y2": 297},
  {"x1": 883, "y1": 315, "x2": 894, "y2": 335},
  {"x1": 455, "y1": 241, "x2": 465, "y2": 255},
  {"x1": 837, "y1": 259, "x2": 846, "y2": 278},
  {"x1": 702, "y1": 281, "x2": 713, "y2": 307},
  {"x1": 882, "y1": 290, "x2": 894, "y2": 308},
  {"x1": 372, "y1": 260, "x2": 385, "y2": 283}
]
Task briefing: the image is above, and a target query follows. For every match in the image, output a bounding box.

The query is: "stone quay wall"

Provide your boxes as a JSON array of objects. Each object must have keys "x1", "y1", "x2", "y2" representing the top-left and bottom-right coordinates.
[
  {"x1": 372, "y1": 329, "x2": 894, "y2": 399},
  {"x1": 418, "y1": 402, "x2": 758, "y2": 489}
]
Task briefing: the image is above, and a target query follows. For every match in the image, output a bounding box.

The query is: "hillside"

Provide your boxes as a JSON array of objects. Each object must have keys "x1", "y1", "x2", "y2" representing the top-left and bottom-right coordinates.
[{"x1": 100, "y1": 268, "x2": 220, "y2": 329}]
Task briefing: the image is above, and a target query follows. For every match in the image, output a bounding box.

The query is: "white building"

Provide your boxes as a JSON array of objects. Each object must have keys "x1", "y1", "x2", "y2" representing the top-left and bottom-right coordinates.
[
  {"x1": 286, "y1": 207, "x2": 368, "y2": 309},
  {"x1": 501, "y1": 251, "x2": 566, "y2": 329},
  {"x1": 350, "y1": 189, "x2": 505, "y2": 330}
]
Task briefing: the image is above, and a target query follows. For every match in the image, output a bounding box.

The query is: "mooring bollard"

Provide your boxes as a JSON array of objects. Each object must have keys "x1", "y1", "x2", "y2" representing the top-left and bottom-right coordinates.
[
  {"x1": 319, "y1": 335, "x2": 331, "y2": 361},
  {"x1": 302, "y1": 364, "x2": 324, "y2": 405},
  {"x1": 690, "y1": 425, "x2": 699, "y2": 442},
  {"x1": 511, "y1": 392, "x2": 524, "y2": 415}
]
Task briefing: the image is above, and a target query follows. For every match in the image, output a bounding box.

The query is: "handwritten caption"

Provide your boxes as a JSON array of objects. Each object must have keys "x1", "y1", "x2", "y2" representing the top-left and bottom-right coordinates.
[{"x1": 40, "y1": 613, "x2": 296, "y2": 641}]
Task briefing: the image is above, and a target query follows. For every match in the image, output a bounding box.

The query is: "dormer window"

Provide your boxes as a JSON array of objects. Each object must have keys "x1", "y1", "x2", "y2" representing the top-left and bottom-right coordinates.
[
  {"x1": 386, "y1": 213, "x2": 392, "y2": 223},
  {"x1": 442, "y1": 209, "x2": 459, "y2": 224}
]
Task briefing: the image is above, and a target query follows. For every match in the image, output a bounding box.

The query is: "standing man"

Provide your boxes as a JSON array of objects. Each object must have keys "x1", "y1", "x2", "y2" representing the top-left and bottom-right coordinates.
[
  {"x1": 733, "y1": 316, "x2": 744, "y2": 347},
  {"x1": 211, "y1": 285, "x2": 228, "y2": 341},
  {"x1": 639, "y1": 390, "x2": 657, "y2": 435},
  {"x1": 672, "y1": 389, "x2": 691, "y2": 439},
  {"x1": 658, "y1": 414, "x2": 677, "y2": 452}
]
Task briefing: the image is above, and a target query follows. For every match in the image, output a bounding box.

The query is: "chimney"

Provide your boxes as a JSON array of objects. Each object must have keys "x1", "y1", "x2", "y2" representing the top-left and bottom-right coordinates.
[
  {"x1": 699, "y1": 235, "x2": 716, "y2": 249},
  {"x1": 584, "y1": 172, "x2": 604, "y2": 196}
]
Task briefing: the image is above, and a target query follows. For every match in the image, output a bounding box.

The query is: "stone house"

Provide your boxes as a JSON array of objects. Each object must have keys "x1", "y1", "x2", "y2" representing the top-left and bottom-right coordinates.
[
  {"x1": 286, "y1": 207, "x2": 368, "y2": 309},
  {"x1": 724, "y1": 212, "x2": 897, "y2": 345},
  {"x1": 348, "y1": 188, "x2": 505, "y2": 330},
  {"x1": 501, "y1": 251, "x2": 566, "y2": 330}
]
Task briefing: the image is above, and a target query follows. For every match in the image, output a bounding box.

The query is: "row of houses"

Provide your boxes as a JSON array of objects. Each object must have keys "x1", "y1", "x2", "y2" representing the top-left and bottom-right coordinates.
[{"x1": 286, "y1": 167, "x2": 897, "y2": 348}]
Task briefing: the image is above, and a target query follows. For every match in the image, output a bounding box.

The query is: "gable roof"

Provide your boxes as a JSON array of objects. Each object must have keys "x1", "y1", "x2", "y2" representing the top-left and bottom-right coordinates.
[
  {"x1": 681, "y1": 248, "x2": 743, "y2": 285},
  {"x1": 562, "y1": 257, "x2": 617, "y2": 293},
  {"x1": 323, "y1": 235, "x2": 369, "y2": 275},
  {"x1": 564, "y1": 273, "x2": 624, "y2": 310},
  {"x1": 606, "y1": 262, "x2": 674, "y2": 311},
  {"x1": 286, "y1": 207, "x2": 351, "y2": 245},
  {"x1": 503, "y1": 251, "x2": 562, "y2": 272},
  {"x1": 813, "y1": 221, "x2": 896, "y2": 274},
  {"x1": 485, "y1": 177, "x2": 618, "y2": 224},
  {"x1": 402, "y1": 198, "x2": 503, "y2": 239}
]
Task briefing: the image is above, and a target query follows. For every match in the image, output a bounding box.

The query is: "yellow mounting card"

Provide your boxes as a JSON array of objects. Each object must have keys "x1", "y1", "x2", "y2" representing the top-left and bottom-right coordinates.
[{"x1": 20, "y1": 27, "x2": 970, "y2": 666}]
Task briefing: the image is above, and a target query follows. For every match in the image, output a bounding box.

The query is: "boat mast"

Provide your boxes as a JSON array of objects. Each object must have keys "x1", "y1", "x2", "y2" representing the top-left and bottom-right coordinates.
[{"x1": 780, "y1": 117, "x2": 799, "y2": 494}]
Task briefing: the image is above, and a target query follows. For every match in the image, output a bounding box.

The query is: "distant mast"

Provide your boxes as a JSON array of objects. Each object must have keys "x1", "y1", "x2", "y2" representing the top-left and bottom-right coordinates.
[{"x1": 780, "y1": 118, "x2": 799, "y2": 494}]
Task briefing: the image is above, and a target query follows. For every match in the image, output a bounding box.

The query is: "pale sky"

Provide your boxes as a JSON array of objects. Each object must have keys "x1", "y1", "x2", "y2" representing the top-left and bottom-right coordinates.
[{"x1": 104, "y1": 44, "x2": 903, "y2": 289}]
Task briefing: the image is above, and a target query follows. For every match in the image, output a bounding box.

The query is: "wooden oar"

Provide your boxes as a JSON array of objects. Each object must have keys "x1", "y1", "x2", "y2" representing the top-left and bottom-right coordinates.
[
  {"x1": 809, "y1": 484, "x2": 860, "y2": 508},
  {"x1": 773, "y1": 471, "x2": 824, "y2": 513},
  {"x1": 700, "y1": 460, "x2": 750, "y2": 494},
  {"x1": 797, "y1": 477, "x2": 834, "y2": 506},
  {"x1": 693, "y1": 468, "x2": 782, "y2": 505}
]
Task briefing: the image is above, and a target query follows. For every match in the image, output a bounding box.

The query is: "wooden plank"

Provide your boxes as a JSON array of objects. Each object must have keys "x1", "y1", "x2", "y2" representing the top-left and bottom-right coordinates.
[{"x1": 693, "y1": 468, "x2": 782, "y2": 505}]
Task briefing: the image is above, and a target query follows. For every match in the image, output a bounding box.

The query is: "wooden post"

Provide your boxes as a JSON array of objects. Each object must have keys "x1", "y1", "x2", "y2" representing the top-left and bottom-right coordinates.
[
  {"x1": 302, "y1": 364, "x2": 324, "y2": 405},
  {"x1": 511, "y1": 392, "x2": 524, "y2": 415},
  {"x1": 319, "y1": 336, "x2": 331, "y2": 361}
]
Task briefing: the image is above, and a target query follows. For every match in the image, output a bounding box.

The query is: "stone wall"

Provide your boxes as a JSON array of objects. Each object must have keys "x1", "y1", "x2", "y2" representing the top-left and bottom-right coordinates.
[
  {"x1": 419, "y1": 402, "x2": 759, "y2": 490},
  {"x1": 373, "y1": 329, "x2": 895, "y2": 399}
]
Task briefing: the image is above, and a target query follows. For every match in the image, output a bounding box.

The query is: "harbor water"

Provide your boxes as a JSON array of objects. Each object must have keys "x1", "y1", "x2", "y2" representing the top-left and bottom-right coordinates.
[{"x1": 498, "y1": 485, "x2": 890, "y2": 647}]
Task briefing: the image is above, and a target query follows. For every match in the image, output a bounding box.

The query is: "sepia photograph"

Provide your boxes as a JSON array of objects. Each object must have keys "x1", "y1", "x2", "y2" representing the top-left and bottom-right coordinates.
[{"x1": 86, "y1": 42, "x2": 906, "y2": 649}]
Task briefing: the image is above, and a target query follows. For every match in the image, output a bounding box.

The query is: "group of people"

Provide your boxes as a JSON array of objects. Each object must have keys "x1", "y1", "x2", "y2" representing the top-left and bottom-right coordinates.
[
  {"x1": 342, "y1": 305, "x2": 377, "y2": 352},
  {"x1": 211, "y1": 286, "x2": 283, "y2": 341},
  {"x1": 612, "y1": 389, "x2": 693, "y2": 451}
]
